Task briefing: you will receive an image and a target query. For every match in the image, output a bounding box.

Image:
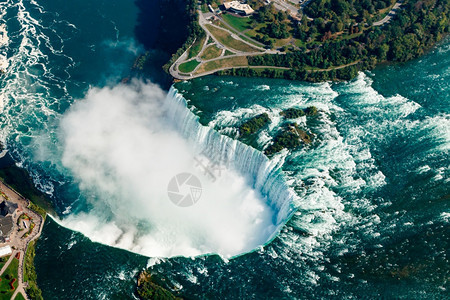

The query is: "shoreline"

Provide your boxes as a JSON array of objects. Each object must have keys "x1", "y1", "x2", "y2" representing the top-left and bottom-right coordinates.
[
  {"x1": 0, "y1": 179, "x2": 45, "y2": 300},
  {"x1": 0, "y1": 152, "x2": 50, "y2": 300},
  {"x1": 165, "y1": 0, "x2": 449, "y2": 82}
]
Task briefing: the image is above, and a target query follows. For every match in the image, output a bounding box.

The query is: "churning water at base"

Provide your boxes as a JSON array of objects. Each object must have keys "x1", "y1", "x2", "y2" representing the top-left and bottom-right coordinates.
[{"x1": 53, "y1": 82, "x2": 295, "y2": 258}]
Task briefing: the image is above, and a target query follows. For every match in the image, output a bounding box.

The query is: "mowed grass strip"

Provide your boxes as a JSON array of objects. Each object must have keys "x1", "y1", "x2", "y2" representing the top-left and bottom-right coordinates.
[
  {"x1": 216, "y1": 21, "x2": 263, "y2": 48},
  {"x1": 196, "y1": 56, "x2": 248, "y2": 73},
  {"x1": 187, "y1": 36, "x2": 206, "y2": 59},
  {"x1": 224, "y1": 49, "x2": 235, "y2": 56},
  {"x1": 14, "y1": 292, "x2": 26, "y2": 300},
  {"x1": 205, "y1": 24, "x2": 261, "y2": 53},
  {"x1": 178, "y1": 59, "x2": 200, "y2": 73},
  {"x1": 0, "y1": 257, "x2": 19, "y2": 299},
  {"x1": 200, "y1": 44, "x2": 223, "y2": 60},
  {"x1": 222, "y1": 14, "x2": 252, "y2": 32}
]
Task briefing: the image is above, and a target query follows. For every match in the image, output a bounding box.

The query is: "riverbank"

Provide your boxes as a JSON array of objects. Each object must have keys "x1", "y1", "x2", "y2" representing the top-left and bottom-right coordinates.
[
  {"x1": 167, "y1": 0, "x2": 449, "y2": 82},
  {"x1": 0, "y1": 153, "x2": 52, "y2": 300}
]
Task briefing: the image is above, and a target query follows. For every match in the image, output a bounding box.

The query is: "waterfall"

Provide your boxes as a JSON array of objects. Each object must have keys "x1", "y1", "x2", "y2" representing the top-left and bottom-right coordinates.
[
  {"x1": 57, "y1": 82, "x2": 299, "y2": 258},
  {"x1": 165, "y1": 86, "x2": 297, "y2": 231}
]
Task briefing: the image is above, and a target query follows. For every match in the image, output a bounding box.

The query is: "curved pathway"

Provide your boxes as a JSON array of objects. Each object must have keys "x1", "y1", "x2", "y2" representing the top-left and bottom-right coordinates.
[
  {"x1": 169, "y1": 4, "x2": 371, "y2": 80},
  {"x1": 373, "y1": 1, "x2": 402, "y2": 26},
  {"x1": 170, "y1": 7, "x2": 281, "y2": 80}
]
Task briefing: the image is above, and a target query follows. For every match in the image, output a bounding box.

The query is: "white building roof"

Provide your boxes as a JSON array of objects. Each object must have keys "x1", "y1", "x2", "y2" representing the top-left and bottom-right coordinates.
[
  {"x1": 0, "y1": 245, "x2": 12, "y2": 257},
  {"x1": 223, "y1": 1, "x2": 255, "y2": 15}
]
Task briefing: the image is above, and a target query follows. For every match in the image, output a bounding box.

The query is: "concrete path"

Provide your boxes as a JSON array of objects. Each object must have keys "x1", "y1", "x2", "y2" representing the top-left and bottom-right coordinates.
[
  {"x1": 272, "y1": 0, "x2": 301, "y2": 18},
  {"x1": 169, "y1": 3, "x2": 364, "y2": 80},
  {"x1": 373, "y1": 2, "x2": 402, "y2": 26},
  {"x1": 0, "y1": 251, "x2": 14, "y2": 274},
  {"x1": 0, "y1": 250, "x2": 27, "y2": 300},
  {"x1": 0, "y1": 180, "x2": 45, "y2": 300},
  {"x1": 169, "y1": 6, "x2": 286, "y2": 80}
]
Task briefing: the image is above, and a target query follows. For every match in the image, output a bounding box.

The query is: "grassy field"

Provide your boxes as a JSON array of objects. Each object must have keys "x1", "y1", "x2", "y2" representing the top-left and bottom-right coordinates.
[
  {"x1": 0, "y1": 257, "x2": 19, "y2": 300},
  {"x1": 237, "y1": 32, "x2": 264, "y2": 48},
  {"x1": 273, "y1": 38, "x2": 292, "y2": 48},
  {"x1": 205, "y1": 24, "x2": 261, "y2": 53},
  {"x1": 0, "y1": 256, "x2": 9, "y2": 270},
  {"x1": 14, "y1": 292, "x2": 26, "y2": 300},
  {"x1": 196, "y1": 56, "x2": 248, "y2": 73},
  {"x1": 244, "y1": 22, "x2": 265, "y2": 39},
  {"x1": 294, "y1": 38, "x2": 306, "y2": 48},
  {"x1": 24, "y1": 240, "x2": 43, "y2": 300},
  {"x1": 335, "y1": 32, "x2": 364, "y2": 41},
  {"x1": 216, "y1": 20, "x2": 263, "y2": 48},
  {"x1": 200, "y1": 44, "x2": 223, "y2": 60},
  {"x1": 187, "y1": 36, "x2": 206, "y2": 59},
  {"x1": 222, "y1": 13, "x2": 252, "y2": 32},
  {"x1": 242, "y1": 21, "x2": 295, "y2": 49},
  {"x1": 224, "y1": 49, "x2": 235, "y2": 56},
  {"x1": 178, "y1": 59, "x2": 201, "y2": 73}
]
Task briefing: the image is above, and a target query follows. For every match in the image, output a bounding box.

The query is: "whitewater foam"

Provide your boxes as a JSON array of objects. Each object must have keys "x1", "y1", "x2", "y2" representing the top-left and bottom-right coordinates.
[{"x1": 54, "y1": 81, "x2": 296, "y2": 258}]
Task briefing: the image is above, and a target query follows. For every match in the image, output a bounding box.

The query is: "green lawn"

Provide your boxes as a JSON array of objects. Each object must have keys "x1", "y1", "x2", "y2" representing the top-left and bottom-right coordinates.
[
  {"x1": 293, "y1": 39, "x2": 305, "y2": 48},
  {"x1": 178, "y1": 59, "x2": 201, "y2": 73},
  {"x1": 335, "y1": 32, "x2": 364, "y2": 41},
  {"x1": 244, "y1": 22, "x2": 266, "y2": 39},
  {"x1": 0, "y1": 256, "x2": 10, "y2": 270},
  {"x1": 224, "y1": 49, "x2": 235, "y2": 56},
  {"x1": 217, "y1": 21, "x2": 263, "y2": 48},
  {"x1": 205, "y1": 24, "x2": 261, "y2": 53},
  {"x1": 222, "y1": 14, "x2": 252, "y2": 32},
  {"x1": 200, "y1": 44, "x2": 223, "y2": 60},
  {"x1": 196, "y1": 56, "x2": 248, "y2": 73},
  {"x1": 0, "y1": 257, "x2": 19, "y2": 300},
  {"x1": 187, "y1": 36, "x2": 206, "y2": 59},
  {"x1": 14, "y1": 292, "x2": 26, "y2": 300}
]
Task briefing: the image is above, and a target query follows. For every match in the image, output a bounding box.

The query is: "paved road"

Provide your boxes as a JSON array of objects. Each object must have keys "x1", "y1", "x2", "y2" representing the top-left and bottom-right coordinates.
[
  {"x1": 169, "y1": 4, "x2": 363, "y2": 80},
  {"x1": 169, "y1": 9, "x2": 280, "y2": 79},
  {"x1": 199, "y1": 10, "x2": 267, "y2": 53},
  {"x1": 206, "y1": 23, "x2": 267, "y2": 53},
  {"x1": 272, "y1": 0, "x2": 301, "y2": 18},
  {"x1": 373, "y1": 2, "x2": 402, "y2": 26}
]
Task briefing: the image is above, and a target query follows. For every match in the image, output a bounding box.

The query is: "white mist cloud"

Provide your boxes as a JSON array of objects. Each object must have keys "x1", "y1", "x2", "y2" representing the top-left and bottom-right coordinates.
[{"x1": 58, "y1": 80, "x2": 276, "y2": 258}]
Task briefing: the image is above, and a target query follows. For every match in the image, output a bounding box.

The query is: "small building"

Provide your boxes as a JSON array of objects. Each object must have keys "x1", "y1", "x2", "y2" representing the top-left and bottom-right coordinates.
[
  {"x1": 0, "y1": 200, "x2": 18, "y2": 217},
  {"x1": 0, "y1": 216, "x2": 13, "y2": 242},
  {"x1": 0, "y1": 200, "x2": 18, "y2": 243},
  {"x1": 0, "y1": 245, "x2": 12, "y2": 257},
  {"x1": 223, "y1": 1, "x2": 255, "y2": 15}
]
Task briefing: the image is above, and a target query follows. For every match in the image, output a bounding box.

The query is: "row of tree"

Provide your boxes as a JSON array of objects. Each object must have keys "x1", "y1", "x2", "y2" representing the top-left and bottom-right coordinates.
[
  {"x1": 216, "y1": 64, "x2": 360, "y2": 82},
  {"x1": 163, "y1": 0, "x2": 205, "y2": 72}
]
